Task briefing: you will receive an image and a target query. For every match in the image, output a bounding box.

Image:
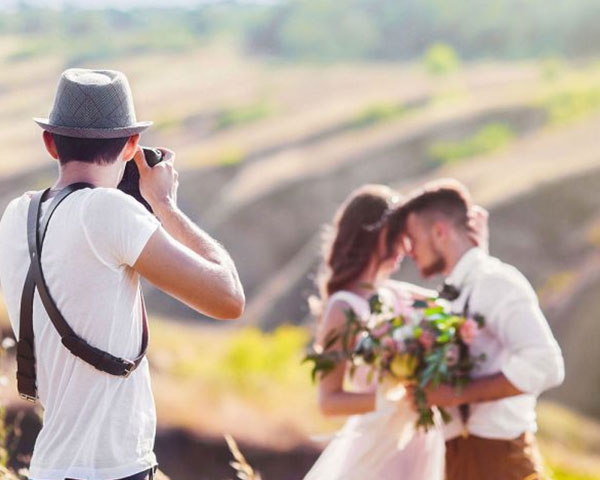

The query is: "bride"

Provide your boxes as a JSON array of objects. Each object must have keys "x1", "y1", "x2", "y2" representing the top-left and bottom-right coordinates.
[{"x1": 303, "y1": 184, "x2": 487, "y2": 480}]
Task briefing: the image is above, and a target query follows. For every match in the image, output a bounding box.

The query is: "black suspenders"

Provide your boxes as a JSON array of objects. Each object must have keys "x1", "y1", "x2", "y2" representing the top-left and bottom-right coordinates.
[{"x1": 16, "y1": 184, "x2": 149, "y2": 402}]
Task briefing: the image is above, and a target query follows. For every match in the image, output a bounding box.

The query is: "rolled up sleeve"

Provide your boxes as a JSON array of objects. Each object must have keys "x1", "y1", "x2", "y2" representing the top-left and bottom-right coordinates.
[{"x1": 482, "y1": 275, "x2": 565, "y2": 395}]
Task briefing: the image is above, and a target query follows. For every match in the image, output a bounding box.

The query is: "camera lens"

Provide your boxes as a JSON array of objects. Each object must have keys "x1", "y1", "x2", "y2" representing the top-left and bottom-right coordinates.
[{"x1": 143, "y1": 147, "x2": 163, "y2": 167}]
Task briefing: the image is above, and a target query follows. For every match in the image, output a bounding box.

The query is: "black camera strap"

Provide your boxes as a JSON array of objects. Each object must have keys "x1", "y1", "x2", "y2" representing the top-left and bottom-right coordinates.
[{"x1": 17, "y1": 184, "x2": 149, "y2": 402}]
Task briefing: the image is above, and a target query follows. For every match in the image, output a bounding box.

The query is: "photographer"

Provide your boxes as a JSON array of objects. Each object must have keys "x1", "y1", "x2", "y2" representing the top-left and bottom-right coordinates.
[{"x1": 0, "y1": 69, "x2": 244, "y2": 480}]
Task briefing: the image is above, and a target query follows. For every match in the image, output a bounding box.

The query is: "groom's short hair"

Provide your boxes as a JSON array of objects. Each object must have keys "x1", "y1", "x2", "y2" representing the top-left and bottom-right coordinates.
[{"x1": 390, "y1": 179, "x2": 472, "y2": 237}]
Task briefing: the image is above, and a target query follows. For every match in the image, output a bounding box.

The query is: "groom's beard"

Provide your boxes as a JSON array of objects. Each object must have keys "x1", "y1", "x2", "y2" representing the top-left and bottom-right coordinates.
[
  {"x1": 421, "y1": 255, "x2": 446, "y2": 277},
  {"x1": 419, "y1": 243, "x2": 446, "y2": 278}
]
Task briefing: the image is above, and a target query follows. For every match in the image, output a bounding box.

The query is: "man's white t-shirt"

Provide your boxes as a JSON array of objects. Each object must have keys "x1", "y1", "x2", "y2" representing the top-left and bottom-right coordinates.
[{"x1": 0, "y1": 187, "x2": 160, "y2": 480}]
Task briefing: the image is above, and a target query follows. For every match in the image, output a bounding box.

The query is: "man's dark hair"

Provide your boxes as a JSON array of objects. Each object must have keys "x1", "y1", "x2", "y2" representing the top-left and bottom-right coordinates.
[
  {"x1": 387, "y1": 179, "x2": 472, "y2": 245},
  {"x1": 53, "y1": 133, "x2": 130, "y2": 165}
]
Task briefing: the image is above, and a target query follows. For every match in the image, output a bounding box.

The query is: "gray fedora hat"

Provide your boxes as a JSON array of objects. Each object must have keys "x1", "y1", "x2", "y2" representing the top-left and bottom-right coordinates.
[{"x1": 34, "y1": 68, "x2": 152, "y2": 139}]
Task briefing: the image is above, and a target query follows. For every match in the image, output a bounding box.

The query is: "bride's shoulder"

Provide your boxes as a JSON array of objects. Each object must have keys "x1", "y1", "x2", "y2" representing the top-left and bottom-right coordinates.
[
  {"x1": 326, "y1": 291, "x2": 369, "y2": 318},
  {"x1": 317, "y1": 291, "x2": 369, "y2": 344}
]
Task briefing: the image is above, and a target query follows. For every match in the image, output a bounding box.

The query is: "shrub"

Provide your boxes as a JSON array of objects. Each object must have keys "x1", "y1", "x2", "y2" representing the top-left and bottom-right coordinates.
[
  {"x1": 349, "y1": 103, "x2": 406, "y2": 129},
  {"x1": 215, "y1": 101, "x2": 274, "y2": 131},
  {"x1": 428, "y1": 123, "x2": 515, "y2": 164},
  {"x1": 423, "y1": 43, "x2": 461, "y2": 77},
  {"x1": 542, "y1": 85, "x2": 600, "y2": 125}
]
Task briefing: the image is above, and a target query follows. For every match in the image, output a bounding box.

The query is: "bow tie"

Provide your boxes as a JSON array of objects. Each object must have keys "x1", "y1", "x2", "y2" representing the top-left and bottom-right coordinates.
[{"x1": 437, "y1": 282, "x2": 461, "y2": 301}]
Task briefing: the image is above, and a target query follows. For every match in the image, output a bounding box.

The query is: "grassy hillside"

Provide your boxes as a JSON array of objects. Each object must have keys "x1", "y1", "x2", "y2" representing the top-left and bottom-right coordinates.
[{"x1": 1, "y1": 32, "x2": 600, "y2": 480}]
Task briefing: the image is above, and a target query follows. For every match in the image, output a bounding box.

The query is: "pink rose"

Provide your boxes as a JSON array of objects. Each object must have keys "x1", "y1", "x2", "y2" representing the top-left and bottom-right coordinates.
[
  {"x1": 382, "y1": 337, "x2": 397, "y2": 352},
  {"x1": 460, "y1": 318, "x2": 479, "y2": 345},
  {"x1": 418, "y1": 330, "x2": 435, "y2": 351}
]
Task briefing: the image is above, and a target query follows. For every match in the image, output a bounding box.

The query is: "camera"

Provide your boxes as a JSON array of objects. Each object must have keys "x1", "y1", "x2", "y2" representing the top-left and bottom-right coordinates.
[{"x1": 117, "y1": 146, "x2": 164, "y2": 212}]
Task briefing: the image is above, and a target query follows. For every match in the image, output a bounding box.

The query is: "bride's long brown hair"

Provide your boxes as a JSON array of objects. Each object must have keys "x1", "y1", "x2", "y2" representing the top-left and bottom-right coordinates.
[{"x1": 313, "y1": 184, "x2": 401, "y2": 318}]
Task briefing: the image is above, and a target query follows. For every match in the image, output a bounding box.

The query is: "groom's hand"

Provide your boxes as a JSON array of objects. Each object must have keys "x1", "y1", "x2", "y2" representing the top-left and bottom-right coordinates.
[
  {"x1": 407, "y1": 374, "x2": 525, "y2": 410},
  {"x1": 424, "y1": 385, "x2": 463, "y2": 408},
  {"x1": 406, "y1": 384, "x2": 463, "y2": 409},
  {"x1": 467, "y1": 205, "x2": 489, "y2": 253}
]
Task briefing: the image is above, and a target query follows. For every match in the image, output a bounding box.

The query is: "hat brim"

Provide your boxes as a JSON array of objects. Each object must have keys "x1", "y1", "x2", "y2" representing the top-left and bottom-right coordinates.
[{"x1": 33, "y1": 118, "x2": 153, "y2": 139}]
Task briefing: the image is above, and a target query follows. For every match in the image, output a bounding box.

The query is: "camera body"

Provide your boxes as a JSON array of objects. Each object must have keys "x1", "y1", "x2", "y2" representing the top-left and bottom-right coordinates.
[{"x1": 117, "y1": 147, "x2": 164, "y2": 212}]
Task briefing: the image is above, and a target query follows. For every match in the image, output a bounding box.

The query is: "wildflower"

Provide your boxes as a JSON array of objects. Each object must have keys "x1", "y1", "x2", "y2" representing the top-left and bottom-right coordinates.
[
  {"x1": 390, "y1": 353, "x2": 418, "y2": 380},
  {"x1": 459, "y1": 318, "x2": 479, "y2": 345},
  {"x1": 393, "y1": 325, "x2": 415, "y2": 342}
]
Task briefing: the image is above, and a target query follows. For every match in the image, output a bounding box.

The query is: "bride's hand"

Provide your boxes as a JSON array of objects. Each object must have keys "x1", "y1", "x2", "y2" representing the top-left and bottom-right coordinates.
[{"x1": 467, "y1": 205, "x2": 489, "y2": 253}]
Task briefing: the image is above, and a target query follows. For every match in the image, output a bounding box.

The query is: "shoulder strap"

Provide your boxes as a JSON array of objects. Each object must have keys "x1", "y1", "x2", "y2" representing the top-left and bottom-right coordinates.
[{"x1": 16, "y1": 184, "x2": 148, "y2": 402}]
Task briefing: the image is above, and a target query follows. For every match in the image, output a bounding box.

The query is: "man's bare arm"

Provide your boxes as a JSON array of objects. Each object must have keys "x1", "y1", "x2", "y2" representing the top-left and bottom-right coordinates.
[
  {"x1": 132, "y1": 148, "x2": 244, "y2": 320},
  {"x1": 408, "y1": 372, "x2": 523, "y2": 409}
]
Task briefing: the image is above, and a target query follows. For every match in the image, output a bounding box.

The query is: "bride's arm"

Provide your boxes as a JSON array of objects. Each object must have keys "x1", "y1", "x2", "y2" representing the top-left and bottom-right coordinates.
[{"x1": 316, "y1": 302, "x2": 376, "y2": 416}]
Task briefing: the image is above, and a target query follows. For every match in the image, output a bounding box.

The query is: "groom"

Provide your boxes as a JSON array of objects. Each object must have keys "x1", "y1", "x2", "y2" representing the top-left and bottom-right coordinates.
[{"x1": 394, "y1": 179, "x2": 564, "y2": 480}]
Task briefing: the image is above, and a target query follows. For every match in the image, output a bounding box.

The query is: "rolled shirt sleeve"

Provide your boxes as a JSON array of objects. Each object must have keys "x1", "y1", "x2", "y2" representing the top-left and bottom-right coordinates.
[{"x1": 475, "y1": 271, "x2": 565, "y2": 396}]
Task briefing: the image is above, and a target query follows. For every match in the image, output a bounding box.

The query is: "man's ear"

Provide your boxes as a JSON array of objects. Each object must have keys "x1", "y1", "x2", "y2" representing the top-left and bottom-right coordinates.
[
  {"x1": 42, "y1": 131, "x2": 59, "y2": 160},
  {"x1": 431, "y1": 221, "x2": 448, "y2": 244},
  {"x1": 121, "y1": 134, "x2": 140, "y2": 162}
]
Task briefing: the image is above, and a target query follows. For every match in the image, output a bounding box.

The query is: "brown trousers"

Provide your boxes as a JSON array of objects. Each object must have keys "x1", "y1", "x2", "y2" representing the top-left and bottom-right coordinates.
[{"x1": 445, "y1": 433, "x2": 546, "y2": 480}]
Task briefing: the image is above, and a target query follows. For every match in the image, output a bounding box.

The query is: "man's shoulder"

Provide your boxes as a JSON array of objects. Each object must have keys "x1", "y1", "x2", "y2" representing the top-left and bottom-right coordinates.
[
  {"x1": 83, "y1": 188, "x2": 152, "y2": 219},
  {"x1": 86, "y1": 187, "x2": 140, "y2": 206},
  {"x1": 0, "y1": 192, "x2": 36, "y2": 229},
  {"x1": 473, "y1": 254, "x2": 536, "y2": 300}
]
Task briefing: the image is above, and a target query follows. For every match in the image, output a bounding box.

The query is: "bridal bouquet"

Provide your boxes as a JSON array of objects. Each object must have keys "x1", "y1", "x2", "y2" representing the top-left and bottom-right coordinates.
[{"x1": 304, "y1": 293, "x2": 485, "y2": 431}]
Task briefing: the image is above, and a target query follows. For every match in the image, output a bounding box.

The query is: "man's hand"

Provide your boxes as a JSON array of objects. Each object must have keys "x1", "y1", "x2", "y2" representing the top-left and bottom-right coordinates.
[
  {"x1": 467, "y1": 205, "x2": 489, "y2": 253},
  {"x1": 406, "y1": 373, "x2": 524, "y2": 411},
  {"x1": 132, "y1": 146, "x2": 178, "y2": 213},
  {"x1": 406, "y1": 383, "x2": 462, "y2": 409},
  {"x1": 131, "y1": 146, "x2": 244, "y2": 320}
]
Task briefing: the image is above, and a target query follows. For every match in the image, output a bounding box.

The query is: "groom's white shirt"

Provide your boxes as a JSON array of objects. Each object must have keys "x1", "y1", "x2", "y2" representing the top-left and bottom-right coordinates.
[{"x1": 442, "y1": 247, "x2": 564, "y2": 441}]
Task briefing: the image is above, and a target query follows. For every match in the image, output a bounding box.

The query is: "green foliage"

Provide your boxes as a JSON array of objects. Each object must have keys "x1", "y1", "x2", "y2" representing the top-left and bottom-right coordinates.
[
  {"x1": 246, "y1": 0, "x2": 600, "y2": 61},
  {"x1": 153, "y1": 116, "x2": 183, "y2": 133},
  {"x1": 542, "y1": 85, "x2": 600, "y2": 125},
  {"x1": 215, "y1": 148, "x2": 246, "y2": 166},
  {"x1": 221, "y1": 326, "x2": 310, "y2": 392},
  {"x1": 6, "y1": 41, "x2": 52, "y2": 63},
  {"x1": 276, "y1": 0, "x2": 379, "y2": 61},
  {"x1": 428, "y1": 123, "x2": 515, "y2": 164},
  {"x1": 550, "y1": 467, "x2": 600, "y2": 480},
  {"x1": 216, "y1": 101, "x2": 274, "y2": 131},
  {"x1": 349, "y1": 103, "x2": 406, "y2": 129},
  {"x1": 541, "y1": 57, "x2": 566, "y2": 83},
  {"x1": 1, "y1": 1, "x2": 600, "y2": 63},
  {"x1": 423, "y1": 43, "x2": 461, "y2": 76}
]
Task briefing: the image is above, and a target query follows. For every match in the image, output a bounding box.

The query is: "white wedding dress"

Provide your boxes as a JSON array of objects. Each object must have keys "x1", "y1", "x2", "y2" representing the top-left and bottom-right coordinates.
[{"x1": 304, "y1": 287, "x2": 445, "y2": 480}]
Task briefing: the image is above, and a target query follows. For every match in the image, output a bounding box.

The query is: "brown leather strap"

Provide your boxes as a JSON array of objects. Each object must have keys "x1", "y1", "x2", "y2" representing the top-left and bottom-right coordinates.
[{"x1": 17, "y1": 184, "x2": 149, "y2": 402}]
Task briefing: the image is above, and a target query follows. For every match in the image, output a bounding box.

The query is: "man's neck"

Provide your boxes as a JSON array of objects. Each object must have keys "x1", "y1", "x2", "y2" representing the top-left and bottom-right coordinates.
[
  {"x1": 443, "y1": 239, "x2": 474, "y2": 277},
  {"x1": 53, "y1": 160, "x2": 123, "y2": 190}
]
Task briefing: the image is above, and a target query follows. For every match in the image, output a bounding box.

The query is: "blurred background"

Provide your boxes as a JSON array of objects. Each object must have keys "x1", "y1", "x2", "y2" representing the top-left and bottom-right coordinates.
[{"x1": 0, "y1": 0, "x2": 599, "y2": 479}]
